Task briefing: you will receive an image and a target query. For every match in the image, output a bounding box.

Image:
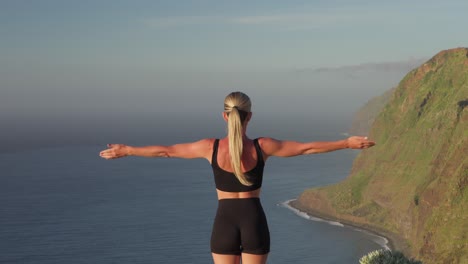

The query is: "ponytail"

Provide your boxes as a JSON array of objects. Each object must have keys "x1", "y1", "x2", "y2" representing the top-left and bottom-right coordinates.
[
  {"x1": 227, "y1": 107, "x2": 252, "y2": 186},
  {"x1": 224, "y1": 92, "x2": 252, "y2": 186}
]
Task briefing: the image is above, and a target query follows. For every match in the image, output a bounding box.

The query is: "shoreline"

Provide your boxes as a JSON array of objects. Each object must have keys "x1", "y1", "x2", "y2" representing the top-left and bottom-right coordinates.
[{"x1": 286, "y1": 199, "x2": 411, "y2": 255}]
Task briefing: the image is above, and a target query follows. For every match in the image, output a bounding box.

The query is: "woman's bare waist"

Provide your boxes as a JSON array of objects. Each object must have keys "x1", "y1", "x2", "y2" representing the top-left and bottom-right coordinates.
[{"x1": 216, "y1": 188, "x2": 261, "y2": 200}]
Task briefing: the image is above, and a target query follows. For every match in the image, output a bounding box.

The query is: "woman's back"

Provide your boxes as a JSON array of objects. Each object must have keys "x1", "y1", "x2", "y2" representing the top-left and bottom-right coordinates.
[
  {"x1": 214, "y1": 138, "x2": 262, "y2": 173},
  {"x1": 211, "y1": 137, "x2": 265, "y2": 198}
]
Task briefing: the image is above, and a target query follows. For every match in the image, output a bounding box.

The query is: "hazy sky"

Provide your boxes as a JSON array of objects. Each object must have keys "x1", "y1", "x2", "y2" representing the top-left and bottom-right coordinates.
[
  {"x1": 1, "y1": 0, "x2": 467, "y2": 150},
  {"x1": 2, "y1": 0, "x2": 466, "y2": 70}
]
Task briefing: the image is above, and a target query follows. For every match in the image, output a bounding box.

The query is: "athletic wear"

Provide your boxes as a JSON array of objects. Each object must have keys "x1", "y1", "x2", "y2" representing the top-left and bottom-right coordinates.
[
  {"x1": 211, "y1": 138, "x2": 264, "y2": 192},
  {"x1": 210, "y1": 138, "x2": 270, "y2": 255},
  {"x1": 210, "y1": 198, "x2": 270, "y2": 255}
]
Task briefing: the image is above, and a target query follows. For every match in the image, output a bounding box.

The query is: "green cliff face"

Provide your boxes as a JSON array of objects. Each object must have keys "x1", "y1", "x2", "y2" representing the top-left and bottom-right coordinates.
[{"x1": 295, "y1": 48, "x2": 468, "y2": 264}]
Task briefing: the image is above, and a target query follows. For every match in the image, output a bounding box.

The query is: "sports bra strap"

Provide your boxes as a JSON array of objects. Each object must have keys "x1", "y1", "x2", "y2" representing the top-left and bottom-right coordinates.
[
  {"x1": 212, "y1": 139, "x2": 220, "y2": 166},
  {"x1": 253, "y1": 138, "x2": 264, "y2": 164}
]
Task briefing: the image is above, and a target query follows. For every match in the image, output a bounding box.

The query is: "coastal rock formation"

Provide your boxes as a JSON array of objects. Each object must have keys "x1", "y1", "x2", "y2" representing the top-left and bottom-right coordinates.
[{"x1": 292, "y1": 47, "x2": 468, "y2": 264}]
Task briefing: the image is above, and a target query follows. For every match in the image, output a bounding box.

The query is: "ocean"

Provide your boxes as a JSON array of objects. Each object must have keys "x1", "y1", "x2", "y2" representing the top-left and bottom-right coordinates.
[{"x1": 0, "y1": 136, "x2": 387, "y2": 263}]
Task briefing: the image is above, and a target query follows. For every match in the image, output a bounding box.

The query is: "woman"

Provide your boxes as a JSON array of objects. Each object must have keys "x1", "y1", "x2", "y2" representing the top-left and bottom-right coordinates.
[{"x1": 99, "y1": 91, "x2": 375, "y2": 264}]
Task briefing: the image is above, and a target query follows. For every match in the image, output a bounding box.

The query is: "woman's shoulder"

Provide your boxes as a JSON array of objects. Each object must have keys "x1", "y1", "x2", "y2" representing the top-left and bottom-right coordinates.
[
  {"x1": 187, "y1": 138, "x2": 218, "y2": 154},
  {"x1": 193, "y1": 138, "x2": 217, "y2": 144},
  {"x1": 256, "y1": 137, "x2": 279, "y2": 145},
  {"x1": 256, "y1": 137, "x2": 285, "y2": 155}
]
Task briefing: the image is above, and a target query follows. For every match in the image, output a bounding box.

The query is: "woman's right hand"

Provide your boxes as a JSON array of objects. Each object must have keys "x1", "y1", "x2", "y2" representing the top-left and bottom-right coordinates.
[{"x1": 99, "y1": 144, "x2": 129, "y2": 159}]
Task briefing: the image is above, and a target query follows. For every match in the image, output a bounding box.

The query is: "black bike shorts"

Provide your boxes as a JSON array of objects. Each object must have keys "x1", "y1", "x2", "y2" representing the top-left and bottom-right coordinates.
[{"x1": 210, "y1": 198, "x2": 270, "y2": 255}]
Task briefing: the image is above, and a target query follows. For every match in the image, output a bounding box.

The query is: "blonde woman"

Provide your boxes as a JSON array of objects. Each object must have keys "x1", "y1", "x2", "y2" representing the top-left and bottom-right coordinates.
[{"x1": 99, "y1": 91, "x2": 375, "y2": 264}]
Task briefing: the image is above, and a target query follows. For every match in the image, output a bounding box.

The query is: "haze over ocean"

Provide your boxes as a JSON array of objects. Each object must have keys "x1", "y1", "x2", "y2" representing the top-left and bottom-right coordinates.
[{"x1": 3, "y1": 65, "x2": 420, "y2": 153}]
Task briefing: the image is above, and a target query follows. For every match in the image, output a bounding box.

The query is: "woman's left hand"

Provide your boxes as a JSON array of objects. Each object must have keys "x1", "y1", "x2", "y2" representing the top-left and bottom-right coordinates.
[{"x1": 347, "y1": 136, "x2": 376, "y2": 149}]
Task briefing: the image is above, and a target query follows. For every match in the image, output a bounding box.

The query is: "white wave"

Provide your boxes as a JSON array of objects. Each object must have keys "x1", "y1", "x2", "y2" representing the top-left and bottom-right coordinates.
[
  {"x1": 278, "y1": 199, "x2": 344, "y2": 227},
  {"x1": 352, "y1": 228, "x2": 391, "y2": 250},
  {"x1": 279, "y1": 199, "x2": 390, "y2": 250}
]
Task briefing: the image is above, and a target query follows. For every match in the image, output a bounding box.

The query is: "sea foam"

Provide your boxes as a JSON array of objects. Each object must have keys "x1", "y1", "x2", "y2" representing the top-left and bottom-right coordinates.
[
  {"x1": 279, "y1": 199, "x2": 344, "y2": 227},
  {"x1": 279, "y1": 199, "x2": 390, "y2": 250}
]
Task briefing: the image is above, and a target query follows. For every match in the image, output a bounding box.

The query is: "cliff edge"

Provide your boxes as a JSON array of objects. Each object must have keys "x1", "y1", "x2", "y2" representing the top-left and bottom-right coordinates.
[{"x1": 293, "y1": 48, "x2": 468, "y2": 264}]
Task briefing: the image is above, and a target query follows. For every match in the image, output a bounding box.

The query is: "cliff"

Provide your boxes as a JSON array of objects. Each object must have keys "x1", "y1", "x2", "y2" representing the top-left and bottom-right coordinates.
[{"x1": 292, "y1": 48, "x2": 468, "y2": 264}]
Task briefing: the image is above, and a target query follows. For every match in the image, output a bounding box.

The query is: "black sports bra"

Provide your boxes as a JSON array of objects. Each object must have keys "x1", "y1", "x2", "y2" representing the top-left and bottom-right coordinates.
[{"x1": 211, "y1": 138, "x2": 265, "y2": 192}]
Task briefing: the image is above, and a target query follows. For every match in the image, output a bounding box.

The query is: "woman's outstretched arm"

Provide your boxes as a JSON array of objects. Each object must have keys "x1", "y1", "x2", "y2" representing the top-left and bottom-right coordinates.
[
  {"x1": 259, "y1": 136, "x2": 375, "y2": 159},
  {"x1": 99, "y1": 138, "x2": 214, "y2": 160}
]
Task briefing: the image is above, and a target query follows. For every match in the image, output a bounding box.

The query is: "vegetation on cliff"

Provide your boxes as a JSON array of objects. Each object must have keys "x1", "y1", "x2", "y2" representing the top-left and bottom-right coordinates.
[
  {"x1": 360, "y1": 250, "x2": 422, "y2": 264},
  {"x1": 294, "y1": 48, "x2": 468, "y2": 264}
]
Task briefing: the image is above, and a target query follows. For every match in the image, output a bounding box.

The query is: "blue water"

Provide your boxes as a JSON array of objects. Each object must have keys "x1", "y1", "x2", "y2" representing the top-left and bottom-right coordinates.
[{"x1": 0, "y1": 141, "x2": 385, "y2": 263}]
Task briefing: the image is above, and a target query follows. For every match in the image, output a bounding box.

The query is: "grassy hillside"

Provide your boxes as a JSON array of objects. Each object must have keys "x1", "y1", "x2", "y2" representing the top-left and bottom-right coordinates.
[{"x1": 292, "y1": 48, "x2": 468, "y2": 264}]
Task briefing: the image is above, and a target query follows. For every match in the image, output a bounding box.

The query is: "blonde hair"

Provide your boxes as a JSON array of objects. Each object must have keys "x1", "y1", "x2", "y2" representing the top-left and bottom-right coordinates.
[{"x1": 224, "y1": 92, "x2": 252, "y2": 186}]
